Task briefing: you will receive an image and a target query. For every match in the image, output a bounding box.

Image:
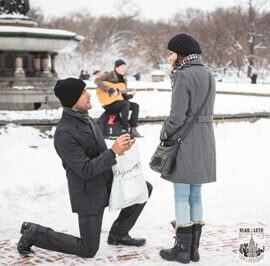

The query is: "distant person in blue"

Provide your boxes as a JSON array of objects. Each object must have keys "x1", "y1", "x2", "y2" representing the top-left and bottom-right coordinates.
[
  {"x1": 133, "y1": 72, "x2": 141, "y2": 81},
  {"x1": 79, "y1": 70, "x2": 90, "y2": 80},
  {"x1": 251, "y1": 73, "x2": 257, "y2": 84}
]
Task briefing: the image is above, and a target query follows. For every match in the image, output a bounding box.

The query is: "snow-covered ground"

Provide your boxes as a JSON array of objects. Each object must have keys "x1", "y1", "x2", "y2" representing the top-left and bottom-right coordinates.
[
  {"x1": 1, "y1": 83, "x2": 270, "y2": 122},
  {"x1": 215, "y1": 82, "x2": 270, "y2": 94},
  {"x1": 0, "y1": 118, "x2": 269, "y2": 265},
  {"x1": 86, "y1": 80, "x2": 270, "y2": 94}
]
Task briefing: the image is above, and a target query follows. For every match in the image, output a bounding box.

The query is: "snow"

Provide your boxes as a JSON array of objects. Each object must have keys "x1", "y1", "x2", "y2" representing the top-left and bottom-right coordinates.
[
  {"x1": 0, "y1": 119, "x2": 269, "y2": 265},
  {"x1": 0, "y1": 83, "x2": 270, "y2": 122},
  {"x1": 85, "y1": 79, "x2": 270, "y2": 93},
  {"x1": 86, "y1": 80, "x2": 172, "y2": 90},
  {"x1": 0, "y1": 26, "x2": 78, "y2": 38},
  {"x1": 0, "y1": 13, "x2": 29, "y2": 19},
  {"x1": 150, "y1": 70, "x2": 166, "y2": 76},
  {"x1": 216, "y1": 82, "x2": 270, "y2": 95},
  {"x1": 12, "y1": 86, "x2": 34, "y2": 90}
]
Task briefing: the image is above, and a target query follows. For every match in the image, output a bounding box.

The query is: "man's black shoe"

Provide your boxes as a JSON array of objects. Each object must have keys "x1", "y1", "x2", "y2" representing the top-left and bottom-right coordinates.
[
  {"x1": 20, "y1": 221, "x2": 35, "y2": 234},
  {"x1": 17, "y1": 222, "x2": 37, "y2": 256},
  {"x1": 108, "y1": 233, "x2": 146, "y2": 247}
]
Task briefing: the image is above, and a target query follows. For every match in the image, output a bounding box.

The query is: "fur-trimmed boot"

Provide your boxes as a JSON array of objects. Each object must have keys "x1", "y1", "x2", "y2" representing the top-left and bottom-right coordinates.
[
  {"x1": 190, "y1": 222, "x2": 205, "y2": 262},
  {"x1": 170, "y1": 220, "x2": 176, "y2": 230},
  {"x1": 159, "y1": 224, "x2": 192, "y2": 264}
]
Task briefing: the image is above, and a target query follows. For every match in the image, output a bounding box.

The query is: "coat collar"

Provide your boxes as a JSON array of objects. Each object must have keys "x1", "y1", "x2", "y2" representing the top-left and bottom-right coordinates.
[
  {"x1": 111, "y1": 70, "x2": 127, "y2": 84},
  {"x1": 61, "y1": 110, "x2": 90, "y2": 131},
  {"x1": 177, "y1": 57, "x2": 204, "y2": 70},
  {"x1": 190, "y1": 57, "x2": 203, "y2": 65}
]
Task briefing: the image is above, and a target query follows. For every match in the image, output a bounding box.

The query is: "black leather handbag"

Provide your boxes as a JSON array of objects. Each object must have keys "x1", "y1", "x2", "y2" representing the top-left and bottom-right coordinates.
[{"x1": 149, "y1": 72, "x2": 212, "y2": 177}]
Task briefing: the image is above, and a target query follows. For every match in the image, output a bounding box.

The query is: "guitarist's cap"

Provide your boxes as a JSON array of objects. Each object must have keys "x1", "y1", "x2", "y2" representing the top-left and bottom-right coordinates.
[
  {"x1": 114, "y1": 59, "x2": 126, "y2": 68},
  {"x1": 54, "y1": 78, "x2": 86, "y2": 108}
]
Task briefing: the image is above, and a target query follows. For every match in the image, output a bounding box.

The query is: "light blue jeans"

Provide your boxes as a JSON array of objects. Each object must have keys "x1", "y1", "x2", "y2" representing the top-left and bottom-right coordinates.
[{"x1": 173, "y1": 183, "x2": 203, "y2": 226}]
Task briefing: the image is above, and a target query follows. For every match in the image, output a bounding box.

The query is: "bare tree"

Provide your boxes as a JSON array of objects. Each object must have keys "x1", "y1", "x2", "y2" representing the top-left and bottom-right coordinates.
[
  {"x1": 246, "y1": 0, "x2": 269, "y2": 76},
  {"x1": 27, "y1": 7, "x2": 45, "y2": 26},
  {"x1": 32, "y1": 2, "x2": 270, "y2": 79}
]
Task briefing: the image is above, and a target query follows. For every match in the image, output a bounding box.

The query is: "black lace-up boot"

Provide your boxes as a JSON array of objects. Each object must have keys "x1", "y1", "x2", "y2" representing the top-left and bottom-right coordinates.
[{"x1": 159, "y1": 225, "x2": 192, "y2": 264}]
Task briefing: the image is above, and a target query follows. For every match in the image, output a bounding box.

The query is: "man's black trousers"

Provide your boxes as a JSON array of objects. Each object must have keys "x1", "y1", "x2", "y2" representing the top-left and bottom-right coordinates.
[
  {"x1": 104, "y1": 100, "x2": 139, "y2": 131},
  {"x1": 31, "y1": 182, "x2": 152, "y2": 258}
]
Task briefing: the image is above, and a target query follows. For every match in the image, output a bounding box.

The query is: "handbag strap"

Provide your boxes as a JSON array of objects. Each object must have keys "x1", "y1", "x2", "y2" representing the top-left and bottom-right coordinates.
[{"x1": 176, "y1": 71, "x2": 212, "y2": 144}]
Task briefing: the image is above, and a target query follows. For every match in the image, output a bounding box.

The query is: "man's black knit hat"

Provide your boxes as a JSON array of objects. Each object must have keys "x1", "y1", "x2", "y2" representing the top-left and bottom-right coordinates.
[
  {"x1": 54, "y1": 78, "x2": 86, "y2": 108},
  {"x1": 167, "y1": 34, "x2": 202, "y2": 56},
  {"x1": 114, "y1": 59, "x2": 126, "y2": 68}
]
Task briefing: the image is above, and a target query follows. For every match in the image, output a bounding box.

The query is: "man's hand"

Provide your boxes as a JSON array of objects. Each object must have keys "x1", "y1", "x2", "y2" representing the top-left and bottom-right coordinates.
[
  {"x1": 108, "y1": 88, "x2": 119, "y2": 96},
  {"x1": 111, "y1": 134, "x2": 136, "y2": 155},
  {"x1": 112, "y1": 90, "x2": 119, "y2": 96},
  {"x1": 132, "y1": 89, "x2": 136, "y2": 96}
]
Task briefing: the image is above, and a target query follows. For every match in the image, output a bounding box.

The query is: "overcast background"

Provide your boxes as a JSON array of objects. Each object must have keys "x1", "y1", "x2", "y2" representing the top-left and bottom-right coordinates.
[
  {"x1": 32, "y1": 0, "x2": 250, "y2": 20},
  {"x1": 27, "y1": 0, "x2": 270, "y2": 78}
]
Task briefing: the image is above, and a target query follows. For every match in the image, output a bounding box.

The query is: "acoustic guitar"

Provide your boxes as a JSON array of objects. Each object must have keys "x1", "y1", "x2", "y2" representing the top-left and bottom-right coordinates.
[{"x1": 96, "y1": 81, "x2": 129, "y2": 105}]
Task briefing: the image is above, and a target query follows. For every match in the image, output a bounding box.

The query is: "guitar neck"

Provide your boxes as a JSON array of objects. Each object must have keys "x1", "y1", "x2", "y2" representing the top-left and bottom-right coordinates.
[
  {"x1": 119, "y1": 90, "x2": 129, "y2": 94},
  {"x1": 101, "y1": 81, "x2": 135, "y2": 94}
]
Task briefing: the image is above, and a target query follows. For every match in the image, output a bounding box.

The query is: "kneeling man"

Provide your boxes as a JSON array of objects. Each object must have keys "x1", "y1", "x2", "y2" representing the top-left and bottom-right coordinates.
[{"x1": 17, "y1": 78, "x2": 152, "y2": 258}]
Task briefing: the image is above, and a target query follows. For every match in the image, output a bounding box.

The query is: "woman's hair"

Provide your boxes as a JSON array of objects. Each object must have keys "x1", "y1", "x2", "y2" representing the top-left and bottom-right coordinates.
[{"x1": 170, "y1": 54, "x2": 183, "y2": 79}]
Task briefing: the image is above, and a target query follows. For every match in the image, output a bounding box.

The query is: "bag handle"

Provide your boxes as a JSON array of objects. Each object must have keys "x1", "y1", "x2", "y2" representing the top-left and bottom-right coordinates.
[{"x1": 176, "y1": 71, "x2": 212, "y2": 144}]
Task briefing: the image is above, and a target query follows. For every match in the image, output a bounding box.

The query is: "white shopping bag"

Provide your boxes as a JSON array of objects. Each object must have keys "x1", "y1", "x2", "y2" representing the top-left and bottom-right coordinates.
[{"x1": 109, "y1": 142, "x2": 148, "y2": 212}]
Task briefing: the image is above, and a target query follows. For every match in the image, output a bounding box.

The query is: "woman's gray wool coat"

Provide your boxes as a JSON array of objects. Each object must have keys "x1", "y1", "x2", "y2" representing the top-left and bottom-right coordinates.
[{"x1": 160, "y1": 58, "x2": 216, "y2": 184}]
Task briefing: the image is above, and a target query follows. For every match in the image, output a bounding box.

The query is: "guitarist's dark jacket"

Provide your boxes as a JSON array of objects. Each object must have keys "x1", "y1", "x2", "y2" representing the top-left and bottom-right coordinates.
[{"x1": 94, "y1": 71, "x2": 133, "y2": 102}]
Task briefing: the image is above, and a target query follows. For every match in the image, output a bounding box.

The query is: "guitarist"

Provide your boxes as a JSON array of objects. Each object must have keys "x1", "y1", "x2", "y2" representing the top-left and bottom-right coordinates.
[{"x1": 94, "y1": 59, "x2": 142, "y2": 138}]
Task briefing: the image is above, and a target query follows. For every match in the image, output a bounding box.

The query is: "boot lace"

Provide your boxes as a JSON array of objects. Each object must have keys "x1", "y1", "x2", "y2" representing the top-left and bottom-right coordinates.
[{"x1": 169, "y1": 236, "x2": 181, "y2": 254}]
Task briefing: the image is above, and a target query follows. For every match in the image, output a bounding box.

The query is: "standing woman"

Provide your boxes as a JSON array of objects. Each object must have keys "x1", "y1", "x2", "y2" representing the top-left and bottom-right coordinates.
[{"x1": 159, "y1": 34, "x2": 216, "y2": 264}]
